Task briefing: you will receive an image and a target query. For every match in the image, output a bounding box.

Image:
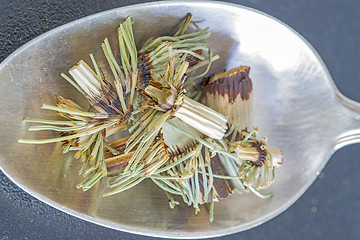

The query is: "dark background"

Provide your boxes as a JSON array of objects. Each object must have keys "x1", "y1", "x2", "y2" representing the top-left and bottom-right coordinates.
[{"x1": 1, "y1": 0, "x2": 359, "y2": 239}]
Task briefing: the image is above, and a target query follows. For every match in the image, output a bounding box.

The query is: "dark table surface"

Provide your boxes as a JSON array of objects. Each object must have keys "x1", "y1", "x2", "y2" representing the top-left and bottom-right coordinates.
[{"x1": 1, "y1": 0, "x2": 359, "y2": 239}]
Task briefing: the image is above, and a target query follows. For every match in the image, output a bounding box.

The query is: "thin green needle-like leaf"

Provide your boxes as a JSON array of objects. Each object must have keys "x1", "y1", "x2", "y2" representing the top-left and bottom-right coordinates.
[
  {"x1": 83, "y1": 166, "x2": 98, "y2": 177},
  {"x1": 129, "y1": 133, "x2": 157, "y2": 170},
  {"x1": 156, "y1": 178, "x2": 181, "y2": 192},
  {"x1": 212, "y1": 150, "x2": 246, "y2": 164},
  {"x1": 114, "y1": 80, "x2": 127, "y2": 112},
  {"x1": 205, "y1": 173, "x2": 243, "y2": 179},
  {"x1": 79, "y1": 157, "x2": 89, "y2": 175},
  {"x1": 81, "y1": 132, "x2": 98, "y2": 152},
  {"x1": 77, "y1": 171, "x2": 104, "y2": 191},
  {"x1": 63, "y1": 138, "x2": 75, "y2": 153},
  {"x1": 241, "y1": 129, "x2": 258, "y2": 144},
  {"x1": 104, "y1": 177, "x2": 145, "y2": 196},
  {"x1": 104, "y1": 38, "x2": 122, "y2": 73},
  {"x1": 201, "y1": 167, "x2": 209, "y2": 201},
  {"x1": 129, "y1": 70, "x2": 137, "y2": 105},
  {"x1": 151, "y1": 178, "x2": 182, "y2": 195},
  {"x1": 194, "y1": 170, "x2": 200, "y2": 209},
  {"x1": 170, "y1": 27, "x2": 209, "y2": 40},
  {"x1": 151, "y1": 174, "x2": 192, "y2": 180},
  {"x1": 248, "y1": 185, "x2": 273, "y2": 199},
  {"x1": 173, "y1": 13, "x2": 192, "y2": 37},
  {"x1": 108, "y1": 172, "x2": 137, "y2": 188},
  {"x1": 101, "y1": 43, "x2": 119, "y2": 80},
  {"x1": 126, "y1": 131, "x2": 146, "y2": 154},
  {"x1": 20, "y1": 120, "x2": 116, "y2": 144},
  {"x1": 61, "y1": 73, "x2": 84, "y2": 95},
  {"x1": 28, "y1": 125, "x2": 86, "y2": 132},
  {"x1": 174, "y1": 49, "x2": 205, "y2": 60},
  {"x1": 148, "y1": 42, "x2": 170, "y2": 59},
  {"x1": 182, "y1": 181, "x2": 195, "y2": 205},
  {"x1": 187, "y1": 55, "x2": 219, "y2": 74},
  {"x1": 24, "y1": 118, "x2": 85, "y2": 125},
  {"x1": 209, "y1": 187, "x2": 214, "y2": 222},
  {"x1": 118, "y1": 28, "x2": 130, "y2": 77},
  {"x1": 205, "y1": 164, "x2": 213, "y2": 198},
  {"x1": 155, "y1": 151, "x2": 195, "y2": 174},
  {"x1": 140, "y1": 37, "x2": 162, "y2": 53},
  {"x1": 89, "y1": 54, "x2": 103, "y2": 83},
  {"x1": 104, "y1": 142, "x2": 119, "y2": 155},
  {"x1": 89, "y1": 134, "x2": 102, "y2": 162},
  {"x1": 163, "y1": 32, "x2": 211, "y2": 44},
  {"x1": 41, "y1": 104, "x2": 96, "y2": 117},
  {"x1": 121, "y1": 23, "x2": 137, "y2": 71}
]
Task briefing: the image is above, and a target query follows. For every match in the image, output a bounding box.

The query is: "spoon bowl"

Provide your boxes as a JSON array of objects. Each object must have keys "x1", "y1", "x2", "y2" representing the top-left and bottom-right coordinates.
[{"x1": 0, "y1": 1, "x2": 359, "y2": 238}]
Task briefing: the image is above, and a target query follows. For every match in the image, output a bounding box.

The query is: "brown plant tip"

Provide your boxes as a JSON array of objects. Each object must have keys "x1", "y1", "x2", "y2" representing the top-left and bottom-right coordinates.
[
  {"x1": 137, "y1": 53, "x2": 153, "y2": 91},
  {"x1": 251, "y1": 141, "x2": 268, "y2": 167},
  {"x1": 89, "y1": 81, "x2": 123, "y2": 116},
  {"x1": 185, "y1": 49, "x2": 203, "y2": 67},
  {"x1": 59, "y1": 130, "x2": 80, "y2": 147},
  {"x1": 168, "y1": 141, "x2": 198, "y2": 159},
  {"x1": 115, "y1": 108, "x2": 132, "y2": 125},
  {"x1": 202, "y1": 66, "x2": 252, "y2": 102}
]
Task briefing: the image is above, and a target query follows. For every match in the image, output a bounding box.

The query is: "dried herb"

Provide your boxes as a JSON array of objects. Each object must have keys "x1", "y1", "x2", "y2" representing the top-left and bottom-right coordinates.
[{"x1": 19, "y1": 14, "x2": 283, "y2": 222}]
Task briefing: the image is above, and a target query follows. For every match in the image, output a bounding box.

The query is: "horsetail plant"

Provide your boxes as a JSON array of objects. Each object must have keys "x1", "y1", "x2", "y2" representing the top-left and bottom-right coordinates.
[{"x1": 19, "y1": 14, "x2": 284, "y2": 222}]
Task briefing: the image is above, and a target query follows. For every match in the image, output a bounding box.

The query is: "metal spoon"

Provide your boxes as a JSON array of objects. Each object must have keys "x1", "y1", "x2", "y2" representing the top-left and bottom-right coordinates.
[{"x1": 0, "y1": 1, "x2": 359, "y2": 238}]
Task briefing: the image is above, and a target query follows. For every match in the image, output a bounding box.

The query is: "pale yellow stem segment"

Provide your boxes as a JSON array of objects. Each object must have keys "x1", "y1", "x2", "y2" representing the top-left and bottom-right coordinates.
[{"x1": 174, "y1": 96, "x2": 227, "y2": 139}]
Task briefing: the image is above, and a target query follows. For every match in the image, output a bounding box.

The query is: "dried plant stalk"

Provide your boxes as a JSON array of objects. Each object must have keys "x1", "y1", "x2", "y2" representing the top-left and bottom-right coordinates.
[
  {"x1": 202, "y1": 66, "x2": 253, "y2": 132},
  {"x1": 202, "y1": 66, "x2": 283, "y2": 193}
]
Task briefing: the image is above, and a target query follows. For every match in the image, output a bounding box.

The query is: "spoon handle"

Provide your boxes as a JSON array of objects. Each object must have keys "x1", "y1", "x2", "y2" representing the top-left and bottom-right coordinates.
[{"x1": 333, "y1": 93, "x2": 360, "y2": 151}]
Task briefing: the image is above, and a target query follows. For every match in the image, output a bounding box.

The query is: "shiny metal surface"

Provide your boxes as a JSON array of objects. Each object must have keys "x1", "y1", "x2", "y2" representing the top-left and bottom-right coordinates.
[{"x1": 0, "y1": 1, "x2": 359, "y2": 238}]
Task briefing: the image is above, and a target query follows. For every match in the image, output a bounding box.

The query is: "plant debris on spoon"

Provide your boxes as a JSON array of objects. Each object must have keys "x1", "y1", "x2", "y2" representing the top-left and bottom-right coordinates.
[{"x1": 19, "y1": 13, "x2": 283, "y2": 221}]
